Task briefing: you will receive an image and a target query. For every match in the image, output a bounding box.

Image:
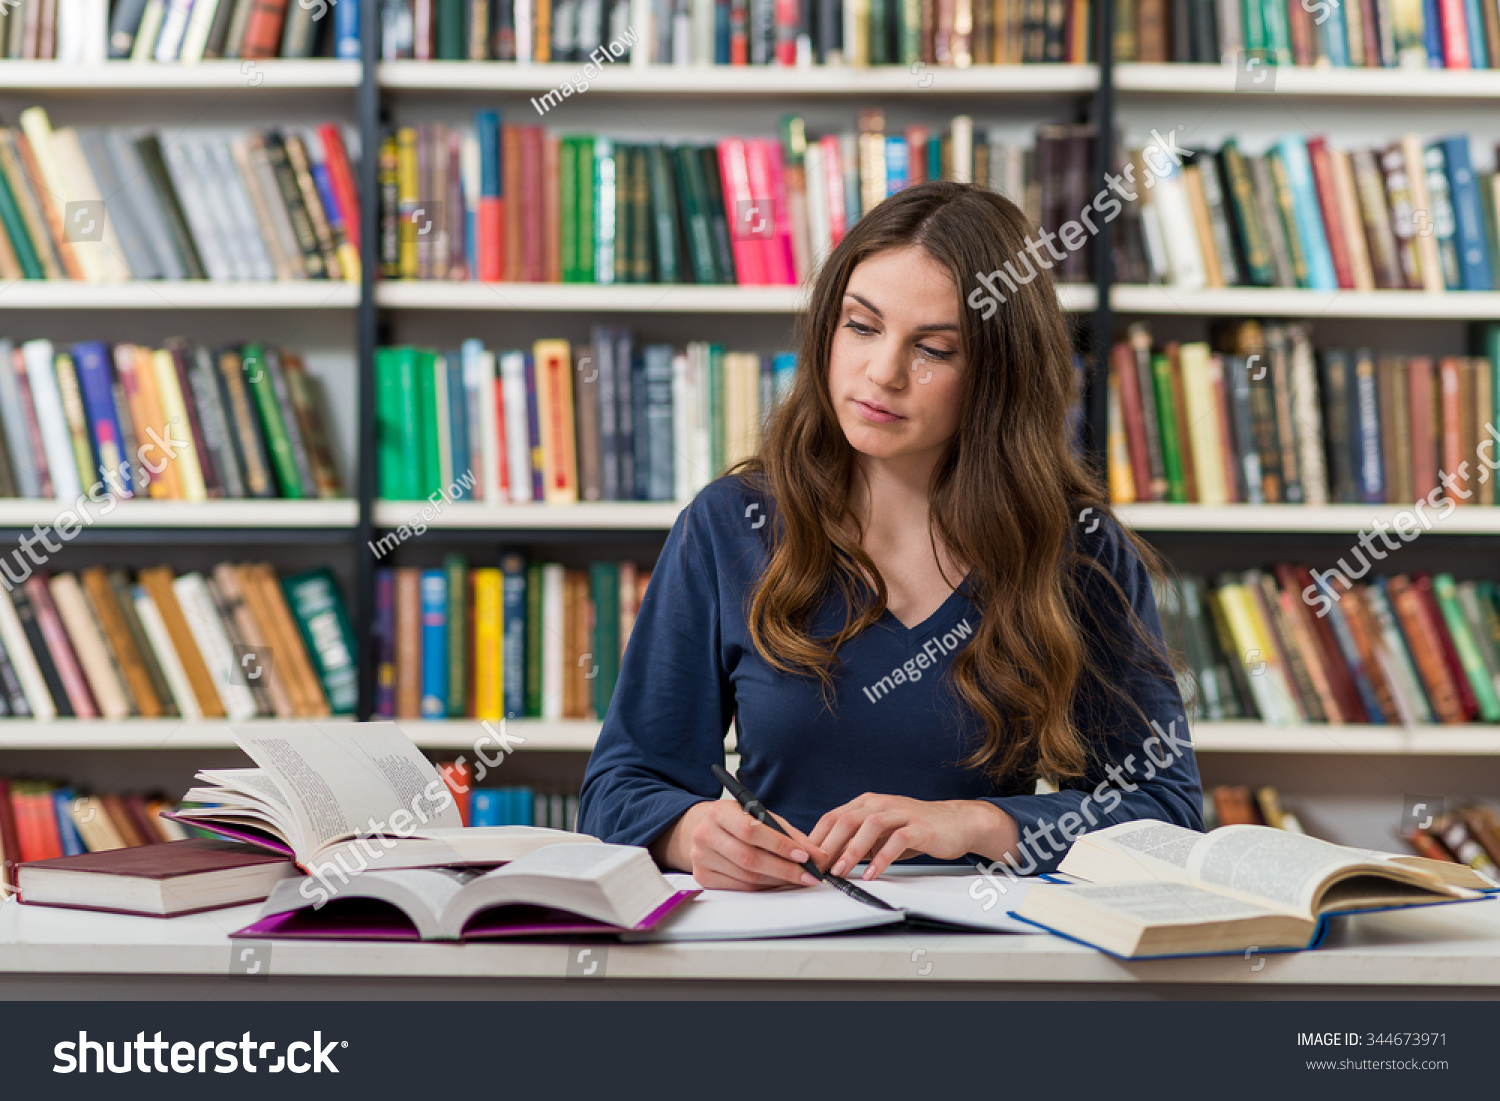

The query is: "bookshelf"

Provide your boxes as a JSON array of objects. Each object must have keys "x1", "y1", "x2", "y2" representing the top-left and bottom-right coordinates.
[{"x1": 1, "y1": 0, "x2": 1498, "y2": 858}]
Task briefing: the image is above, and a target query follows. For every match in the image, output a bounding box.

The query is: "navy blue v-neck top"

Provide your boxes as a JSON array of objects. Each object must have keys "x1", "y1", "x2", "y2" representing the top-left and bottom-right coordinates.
[{"x1": 577, "y1": 474, "x2": 1204, "y2": 874}]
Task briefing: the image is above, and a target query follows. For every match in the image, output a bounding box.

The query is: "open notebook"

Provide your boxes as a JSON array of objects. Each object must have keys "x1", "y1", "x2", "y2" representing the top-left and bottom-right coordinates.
[{"x1": 622, "y1": 873, "x2": 1046, "y2": 941}]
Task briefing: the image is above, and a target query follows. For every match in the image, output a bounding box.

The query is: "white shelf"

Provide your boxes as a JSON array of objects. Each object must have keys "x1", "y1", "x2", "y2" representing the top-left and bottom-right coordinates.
[
  {"x1": 1111, "y1": 285, "x2": 1500, "y2": 319},
  {"x1": 0, "y1": 718, "x2": 599, "y2": 751},
  {"x1": 373, "y1": 500, "x2": 685, "y2": 529},
  {"x1": 0, "y1": 60, "x2": 362, "y2": 90},
  {"x1": 1117, "y1": 503, "x2": 1500, "y2": 534},
  {"x1": 379, "y1": 61, "x2": 1099, "y2": 94},
  {"x1": 1116, "y1": 62, "x2": 1500, "y2": 99},
  {"x1": 375, "y1": 281, "x2": 1096, "y2": 312},
  {"x1": 0, "y1": 499, "x2": 357, "y2": 528},
  {"x1": 1191, "y1": 721, "x2": 1500, "y2": 755},
  {"x1": 0, "y1": 281, "x2": 359, "y2": 310}
]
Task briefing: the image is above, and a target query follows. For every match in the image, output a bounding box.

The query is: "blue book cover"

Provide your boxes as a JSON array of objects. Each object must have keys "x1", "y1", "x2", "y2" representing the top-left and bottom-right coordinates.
[
  {"x1": 1351, "y1": 351, "x2": 1385, "y2": 504},
  {"x1": 642, "y1": 344, "x2": 675, "y2": 501},
  {"x1": 52, "y1": 788, "x2": 86, "y2": 856},
  {"x1": 884, "y1": 136, "x2": 909, "y2": 195},
  {"x1": 469, "y1": 789, "x2": 501, "y2": 826},
  {"x1": 1463, "y1": 0, "x2": 1489, "y2": 65},
  {"x1": 446, "y1": 351, "x2": 470, "y2": 498},
  {"x1": 1274, "y1": 137, "x2": 1338, "y2": 291},
  {"x1": 1321, "y1": 586, "x2": 1389, "y2": 722},
  {"x1": 500, "y1": 551, "x2": 527, "y2": 719},
  {"x1": 1422, "y1": 0, "x2": 1444, "y2": 63},
  {"x1": 71, "y1": 340, "x2": 131, "y2": 496},
  {"x1": 1319, "y1": 0, "x2": 1350, "y2": 64},
  {"x1": 309, "y1": 160, "x2": 350, "y2": 265},
  {"x1": 419, "y1": 570, "x2": 448, "y2": 719},
  {"x1": 515, "y1": 786, "x2": 534, "y2": 826},
  {"x1": 1439, "y1": 136, "x2": 1494, "y2": 291},
  {"x1": 523, "y1": 352, "x2": 544, "y2": 501},
  {"x1": 335, "y1": 0, "x2": 360, "y2": 58}
]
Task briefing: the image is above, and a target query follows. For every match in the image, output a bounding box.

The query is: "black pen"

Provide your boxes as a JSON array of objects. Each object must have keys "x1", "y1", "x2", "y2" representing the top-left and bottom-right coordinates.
[{"x1": 710, "y1": 764, "x2": 898, "y2": 911}]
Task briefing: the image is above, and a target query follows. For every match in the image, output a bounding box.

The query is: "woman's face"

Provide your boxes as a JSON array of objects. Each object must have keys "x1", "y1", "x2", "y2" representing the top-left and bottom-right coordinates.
[{"x1": 827, "y1": 245, "x2": 966, "y2": 467}]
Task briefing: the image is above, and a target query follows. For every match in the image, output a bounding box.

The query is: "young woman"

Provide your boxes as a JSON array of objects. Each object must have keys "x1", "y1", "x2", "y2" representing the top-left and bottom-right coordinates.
[{"x1": 577, "y1": 180, "x2": 1202, "y2": 891}]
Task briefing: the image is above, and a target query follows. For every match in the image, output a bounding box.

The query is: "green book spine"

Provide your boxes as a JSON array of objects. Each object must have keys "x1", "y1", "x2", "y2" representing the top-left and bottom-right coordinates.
[
  {"x1": 901, "y1": 0, "x2": 920, "y2": 62},
  {"x1": 1434, "y1": 574, "x2": 1500, "y2": 721},
  {"x1": 594, "y1": 137, "x2": 615, "y2": 285},
  {"x1": 391, "y1": 346, "x2": 422, "y2": 500},
  {"x1": 0, "y1": 167, "x2": 42, "y2": 278},
  {"x1": 708, "y1": 344, "x2": 725, "y2": 476},
  {"x1": 1260, "y1": 0, "x2": 1291, "y2": 61},
  {"x1": 673, "y1": 145, "x2": 717, "y2": 284},
  {"x1": 445, "y1": 553, "x2": 468, "y2": 717},
  {"x1": 648, "y1": 144, "x2": 680, "y2": 284},
  {"x1": 414, "y1": 349, "x2": 441, "y2": 497},
  {"x1": 560, "y1": 136, "x2": 579, "y2": 282},
  {"x1": 374, "y1": 347, "x2": 405, "y2": 500},
  {"x1": 524, "y1": 561, "x2": 543, "y2": 717},
  {"x1": 1150, "y1": 352, "x2": 1186, "y2": 502},
  {"x1": 1478, "y1": 581, "x2": 1500, "y2": 663},
  {"x1": 437, "y1": 0, "x2": 466, "y2": 57},
  {"x1": 1267, "y1": 150, "x2": 1310, "y2": 287},
  {"x1": 869, "y1": 0, "x2": 888, "y2": 62},
  {"x1": 577, "y1": 136, "x2": 595, "y2": 283},
  {"x1": 242, "y1": 343, "x2": 303, "y2": 499},
  {"x1": 282, "y1": 568, "x2": 358, "y2": 714},
  {"x1": 589, "y1": 561, "x2": 620, "y2": 718},
  {"x1": 1242, "y1": 0, "x2": 1267, "y2": 53},
  {"x1": 614, "y1": 143, "x2": 633, "y2": 284},
  {"x1": 698, "y1": 145, "x2": 737, "y2": 284},
  {"x1": 630, "y1": 145, "x2": 652, "y2": 283},
  {"x1": 1219, "y1": 143, "x2": 1274, "y2": 286}
]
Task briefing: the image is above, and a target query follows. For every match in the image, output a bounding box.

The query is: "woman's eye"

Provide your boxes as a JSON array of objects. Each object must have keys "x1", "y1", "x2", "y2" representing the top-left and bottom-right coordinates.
[
  {"x1": 842, "y1": 319, "x2": 876, "y2": 336},
  {"x1": 916, "y1": 345, "x2": 954, "y2": 361}
]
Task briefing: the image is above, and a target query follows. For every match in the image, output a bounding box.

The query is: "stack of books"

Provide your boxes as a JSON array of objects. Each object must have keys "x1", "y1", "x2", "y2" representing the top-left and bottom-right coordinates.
[
  {"x1": 0, "y1": 338, "x2": 343, "y2": 502},
  {"x1": 374, "y1": 554, "x2": 649, "y2": 721},
  {"x1": 0, "y1": 108, "x2": 359, "y2": 283},
  {"x1": 1107, "y1": 321, "x2": 1500, "y2": 506},
  {"x1": 1405, "y1": 803, "x2": 1500, "y2": 875},
  {"x1": 0, "y1": 564, "x2": 356, "y2": 720},
  {"x1": 376, "y1": 333, "x2": 794, "y2": 505},
  {"x1": 1156, "y1": 569, "x2": 1500, "y2": 725},
  {"x1": 379, "y1": 111, "x2": 1072, "y2": 285},
  {"x1": 0, "y1": 0, "x2": 361, "y2": 60},
  {"x1": 1115, "y1": 0, "x2": 1500, "y2": 67},
  {"x1": 1118, "y1": 132, "x2": 1498, "y2": 292},
  {"x1": 380, "y1": 0, "x2": 1094, "y2": 63}
]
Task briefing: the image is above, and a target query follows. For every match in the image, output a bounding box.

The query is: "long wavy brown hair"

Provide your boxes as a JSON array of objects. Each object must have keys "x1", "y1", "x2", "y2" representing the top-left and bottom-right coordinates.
[{"x1": 736, "y1": 180, "x2": 1178, "y2": 786}]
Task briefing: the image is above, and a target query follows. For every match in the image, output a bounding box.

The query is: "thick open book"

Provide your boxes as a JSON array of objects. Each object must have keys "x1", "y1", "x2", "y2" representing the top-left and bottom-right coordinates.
[
  {"x1": 1011, "y1": 819, "x2": 1497, "y2": 959},
  {"x1": 624, "y1": 873, "x2": 1046, "y2": 941},
  {"x1": 230, "y1": 843, "x2": 696, "y2": 940},
  {"x1": 168, "y1": 722, "x2": 590, "y2": 871}
]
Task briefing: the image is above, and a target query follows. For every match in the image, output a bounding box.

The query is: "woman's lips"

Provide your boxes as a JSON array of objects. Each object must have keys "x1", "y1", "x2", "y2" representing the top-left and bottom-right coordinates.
[{"x1": 854, "y1": 399, "x2": 904, "y2": 424}]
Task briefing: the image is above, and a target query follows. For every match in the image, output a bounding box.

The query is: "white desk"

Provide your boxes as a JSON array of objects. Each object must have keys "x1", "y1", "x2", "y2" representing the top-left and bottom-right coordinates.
[{"x1": 4, "y1": 896, "x2": 1500, "y2": 999}]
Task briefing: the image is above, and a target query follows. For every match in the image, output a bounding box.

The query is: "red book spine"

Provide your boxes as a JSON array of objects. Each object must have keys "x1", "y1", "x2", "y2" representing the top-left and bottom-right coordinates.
[
  {"x1": 819, "y1": 135, "x2": 846, "y2": 246},
  {"x1": 1306, "y1": 138, "x2": 1355, "y2": 290},
  {"x1": 774, "y1": 0, "x2": 799, "y2": 63},
  {"x1": 1414, "y1": 573, "x2": 1479, "y2": 720},
  {"x1": 239, "y1": 0, "x2": 290, "y2": 58},
  {"x1": 717, "y1": 139, "x2": 766, "y2": 285},
  {"x1": 318, "y1": 125, "x2": 361, "y2": 256},
  {"x1": 477, "y1": 198, "x2": 504, "y2": 281},
  {"x1": 522, "y1": 127, "x2": 544, "y2": 282},
  {"x1": 503, "y1": 127, "x2": 523, "y2": 281},
  {"x1": 0, "y1": 778, "x2": 20, "y2": 887},
  {"x1": 760, "y1": 139, "x2": 797, "y2": 284},
  {"x1": 23, "y1": 577, "x2": 97, "y2": 719},
  {"x1": 33, "y1": 791, "x2": 64, "y2": 858},
  {"x1": 12, "y1": 792, "x2": 44, "y2": 863},
  {"x1": 493, "y1": 376, "x2": 510, "y2": 495},
  {"x1": 1437, "y1": 0, "x2": 1471, "y2": 66},
  {"x1": 1111, "y1": 341, "x2": 1152, "y2": 499}
]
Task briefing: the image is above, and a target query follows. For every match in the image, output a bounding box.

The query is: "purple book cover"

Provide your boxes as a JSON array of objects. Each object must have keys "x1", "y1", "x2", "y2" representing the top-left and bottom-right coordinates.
[
  {"x1": 229, "y1": 889, "x2": 699, "y2": 941},
  {"x1": 71, "y1": 340, "x2": 131, "y2": 496},
  {"x1": 374, "y1": 568, "x2": 396, "y2": 717},
  {"x1": 523, "y1": 352, "x2": 543, "y2": 501}
]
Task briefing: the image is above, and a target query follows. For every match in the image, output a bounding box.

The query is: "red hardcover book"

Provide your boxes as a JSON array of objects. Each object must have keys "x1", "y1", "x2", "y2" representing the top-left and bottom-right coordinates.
[
  {"x1": 1386, "y1": 575, "x2": 1464, "y2": 723},
  {"x1": 1414, "y1": 573, "x2": 1479, "y2": 720},
  {"x1": 0, "y1": 779, "x2": 21, "y2": 887},
  {"x1": 1437, "y1": 0, "x2": 1471, "y2": 66},
  {"x1": 774, "y1": 0, "x2": 799, "y2": 63},
  {"x1": 502, "y1": 126, "x2": 523, "y2": 282},
  {"x1": 1290, "y1": 564, "x2": 1369, "y2": 723},
  {"x1": 717, "y1": 138, "x2": 767, "y2": 285},
  {"x1": 493, "y1": 376, "x2": 511, "y2": 496},
  {"x1": 1111, "y1": 341, "x2": 1152, "y2": 500},
  {"x1": 31, "y1": 790, "x2": 64, "y2": 859},
  {"x1": 521, "y1": 127, "x2": 545, "y2": 282},
  {"x1": 239, "y1": 0, "x2": 290, "y2": 57},
  {"x1": 543, "y1": 132, "x2": 561, "y2": 283},
  {"x1": 317, "y1": 125, "x2": 361, "y2": 256},
  {"x1": 23, "y1": 576, "x2": 97, "y2": 719},
  {"x1": 10, "y1": 790, "x2": 46, "y2": 864},
  {"x1": 1305, "y1": 138, "x2": 1355, "y2": 289},
  {"x1": 440, "y1": 760, "x2": 472, "y2": 825},
  {"x1": 477, "y1": 198, "x2": 503, "y2": 280}
]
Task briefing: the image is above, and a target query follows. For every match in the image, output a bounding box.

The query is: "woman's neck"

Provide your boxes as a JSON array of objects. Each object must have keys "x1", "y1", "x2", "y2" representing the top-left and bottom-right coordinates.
[{"x1": 848, "y1": 452, "x2": 937, "y2": 538}]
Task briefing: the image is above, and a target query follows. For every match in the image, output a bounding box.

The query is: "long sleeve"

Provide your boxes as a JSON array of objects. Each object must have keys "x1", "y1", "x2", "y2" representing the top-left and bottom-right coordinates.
[
  {"x1": 979, "y1": 515, "x2": 1205, "y2": 875},
  {"x1": 576, "y1": 497, "x2": 732, "y2": 848}
]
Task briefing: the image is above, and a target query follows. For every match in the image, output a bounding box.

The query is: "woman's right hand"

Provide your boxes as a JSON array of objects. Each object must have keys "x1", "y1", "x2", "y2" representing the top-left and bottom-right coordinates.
[{"x1": 653, "y1": 800, "x2": 833, "y2": 891}]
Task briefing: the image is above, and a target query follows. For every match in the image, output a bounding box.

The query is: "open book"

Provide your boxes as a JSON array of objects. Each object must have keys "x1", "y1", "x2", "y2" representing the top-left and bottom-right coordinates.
[
  {"x1": 230, "y1": 843, "x2": 696, "y2": 940},
  {"x1": 1011, "y1": 819, "x2": 1497, "y2": 959},
  {"x1": 168, "y1": 722, "x2": 590, "y2": 871}
]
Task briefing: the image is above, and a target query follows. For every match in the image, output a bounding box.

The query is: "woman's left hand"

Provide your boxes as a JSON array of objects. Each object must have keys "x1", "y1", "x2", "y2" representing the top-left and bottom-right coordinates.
[{"x1": 808, "y1": 794, "x2": 1018, "y2": 880}]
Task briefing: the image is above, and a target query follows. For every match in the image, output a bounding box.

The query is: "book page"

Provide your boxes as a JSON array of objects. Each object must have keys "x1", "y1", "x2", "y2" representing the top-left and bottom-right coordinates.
[
  {"x1": 232, "y1": 722, "x2": 462, "y2": 860},
  {"x1": 1053, "y1": 882, "x2": 1286, "y2": 924},
  {"x1": 1185, "y1": 825, "x2": 1384, "y2": 916}
]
